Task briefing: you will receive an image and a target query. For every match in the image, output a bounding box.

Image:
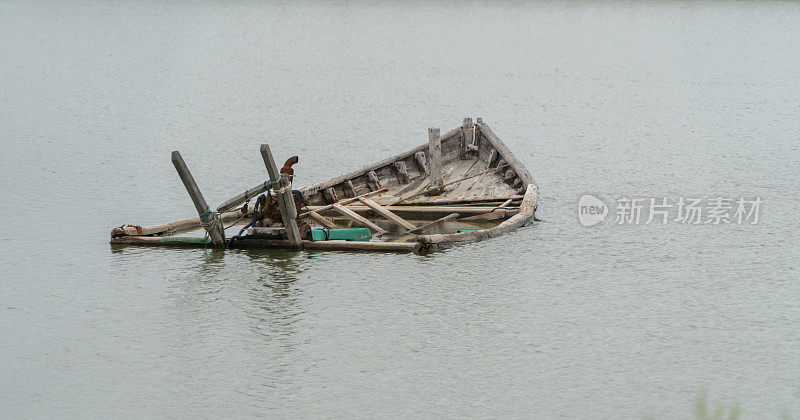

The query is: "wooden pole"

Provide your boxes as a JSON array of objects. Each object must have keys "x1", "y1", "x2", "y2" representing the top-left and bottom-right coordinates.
[
  {"x1": 216, "y1": 180, "x2": 273, "y2": 213},
  {"x1": 260, "y1": 145, "x2": 303, "y2": 249},
  {"x1": 170, "y1": 151, "x2": 225, "y2": 246},
  {"x1": 427, "y1": 128, "x2": 443, "y2": 195}
]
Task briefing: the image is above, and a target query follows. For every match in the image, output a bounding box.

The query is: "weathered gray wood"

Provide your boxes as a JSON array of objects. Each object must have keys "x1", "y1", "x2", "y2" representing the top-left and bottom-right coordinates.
[
  {"x1": 306, "y1": 211, "x2": 337, "y2": 229},
  {"x1": 260, "y1": 144, "x2": 302, "y2": 249},
  {"x1": 309, "y1": 204, "x2": 517, "y2": 217},
  {"x1": 247, "y1": 226, "x2": 286, "y2": 239},
  {"x1": 112, "y1": 236, "x2": 420, "y2": 253},
  {"x1": 357, "y1": 196, "x2": 417, "y2": 230},
  {"x1": 170, "y1": 151, "x2": 225, "y2": 246},
  {"x1": 297, "y1": 188, "x2": 388, "y2": 218},
  {"x1": 392, "y1": 163, "x2": 510, "y2": 205},
  {"x1": 407, "y1": 213, "x2": 460, "y2": 234},
  {"x1": 512, "y1": 178, "x2": 523, "y2": 189},
  {"x1": 110, "y1": 203, "x2": 255, "y2": 238},
  {"x1": 297, "y1": 126, "x2": 461, "y2": 197},
  {"x1": 393, "y1": 161, "x2": 410, "y2": 184},
  {"x1": 366, "y1": 171, "x2": 381, "y2": 191},
  {"x1": 324, "y1": 187, "x2": 339, "y2": 204},
  {"x1": 475, "y1": 121, "x2": 536, "y2": 188},
  {"x1": 216, "y1": 180, "x2": 273, "y2": 213},
  {"x1": 487, "y1": 149, "x2": 498, "y2": 169},
  {"x1": 459, "y1": 118, "x2": 471, "y2": 160},
  {"x1": 427, "y1": 128, "x2": 443, "y2": 195},
  {"x1": 401, "y1": 196, "x2": 521, "y2": 206},
  {"x1": 414, "y1": 151, "x2": 428, "y2": 175},
  {"x1": 504, "y1": 169, "x2": 516, "y2": 183},
  {"x1": 418, "y1": 184, "x2": 538, "y2": 251},
  {"x1": 331, "y1": 204, "x2": 387, "y2": 234},
  {"x1": 343, "y1": 180, "x2": 357, "y2": 198}
]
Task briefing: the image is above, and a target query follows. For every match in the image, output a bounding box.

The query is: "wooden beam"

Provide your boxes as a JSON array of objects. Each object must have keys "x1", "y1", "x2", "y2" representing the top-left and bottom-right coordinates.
[
  {"x1": 260, "y1": 144, "x2": 302, "y2": 249},
  {"x1": 216, "y1": 180, "x2": 272, "y2": 213},
  {"x1": 297, "y1": 126, "x2": 462, "y2": 197},
  {"x1": 112, "y1": 236, "x2": 420, "y2": 253},
  {"x1": 306, "y1": 211, "x2": 337, "y2": 229},
  {"x1": 418, "y1": 184, "x2": 538, "y2": 251},
  {"x1": 170, "y1": 151, "x2": 225, "y2": 246},
  {"x1": 357, "y1": 196, "x2": 417, "y2": 230},
  {"x1": 427, "y1": 127, "x2": 443, "y2": 195},
  {"x1": 331, "y1": 204, "x2": 387, "y2": 234},
  {"x1": 407, "y1": 213, "x2": 460, "y2": 234},
  {"x1": 297, "y1": 188, "x2": 388, "y2": 218},
  {"x1": 110, "y1": 203, "x2": 254, "y2": 238}
]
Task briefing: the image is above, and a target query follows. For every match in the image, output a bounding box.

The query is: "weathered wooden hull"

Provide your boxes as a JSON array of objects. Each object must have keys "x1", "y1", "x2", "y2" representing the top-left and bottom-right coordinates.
[{"x1": 109, "y1": 119, "x2": 539, "y2": 253}]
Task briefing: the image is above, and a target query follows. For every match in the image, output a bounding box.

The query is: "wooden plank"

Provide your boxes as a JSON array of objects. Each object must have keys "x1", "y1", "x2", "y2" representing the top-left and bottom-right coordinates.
[
  {"x1": 331, "y1": 204, "x2": 387, "y2": 234},
  {"x1": 112, "y1": 236, "x2": 420, "y2": 253},
  {"x1": 216, "y1": 180, "x2": 273, "y2": 213},
  {"x1": 260, "y1": 144, "x2": 302, "y2": 249},
  {"x1": 475, "y1": 121, "x2": 536, "y2": 187},
  {"x1": 297, "y1": 126, "x2": 461, "y2": 197},
  {"x1": 310, "y1": 204, "x2": 517, "y2": 218},
  {"x1": 407, "y1": 213, "x2": 460, "y2": 234},
  {"x1": 297, "y1": 188, "x2": 388, "y2": 218},
  {"x1": 427, "y1": 128, "x2": 443, "y2": 195},
  {"x1": 110, "y1": 203, "x2": 254, "y2": 238},
  {"x1": 418, "y1": 184, "x2": 539, "y2": 251},
  {"x1": 306, "y1": 211, "x2": 337, "y2": 229},
  {"x1": 170, "y1": 151, "x2": 225, "y2": 246},
  {"x1": 357, "y1": 196, "x2": 417, "y2": 230}
]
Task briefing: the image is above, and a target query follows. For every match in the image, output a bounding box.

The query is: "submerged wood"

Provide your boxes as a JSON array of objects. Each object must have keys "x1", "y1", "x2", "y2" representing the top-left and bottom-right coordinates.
[
  {"x1": 418, "y1": 184, "x2": 538, "y2": 251},
  {"x1": 357, "y1": 196, "x2": 417, "y2": 230},
  {"x1": 407, "y1": 213, "x2": 460, "y2": 234},
  {"x1": 297, "y1": 188, "x2": 388, "y2": 218},
  {"x1": 331, "y1": 204, "x2": 388, "y2": 234},
  {"x1": 111, "y1": 204, "x2": 253, "y2": 237},
  {"x1": 111, "y1": 236, "x2": 419, "y2": 253}
]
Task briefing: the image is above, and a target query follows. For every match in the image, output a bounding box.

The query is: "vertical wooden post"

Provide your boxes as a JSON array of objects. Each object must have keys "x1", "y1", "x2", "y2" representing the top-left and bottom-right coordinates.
[
  {"x1": 460, "y1": 117, "x2": 473, "y2": 159},
  {"x1": 171, "y1": 151, "x2": 225, "y2": 246},
  {"x1": 427, "y1": 128, "x2": 443, "y2": 195},
  {"x1": 260, "y1": 144, "x2": 303, "y2": 249}
]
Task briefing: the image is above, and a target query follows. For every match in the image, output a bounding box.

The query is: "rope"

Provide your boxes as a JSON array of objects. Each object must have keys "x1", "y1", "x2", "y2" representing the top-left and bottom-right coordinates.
[
  {"x1": 273, "y1": 184, "x2": 291, "y2": 194},
  {"x1": 199, "y1": 208, "x2": 224, "y2": 242}
]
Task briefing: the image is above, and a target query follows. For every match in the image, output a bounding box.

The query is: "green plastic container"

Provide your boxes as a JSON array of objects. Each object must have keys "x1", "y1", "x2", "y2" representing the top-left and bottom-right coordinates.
[{"x1": 306, "y1": 228, "x2": 372, "y2": 241}]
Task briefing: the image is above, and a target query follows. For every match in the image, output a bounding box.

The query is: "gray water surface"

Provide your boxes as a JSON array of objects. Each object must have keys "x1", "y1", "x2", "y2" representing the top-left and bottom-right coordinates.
[{"x1": 2, "y1": 1, "x2": 799, "y2": 418}]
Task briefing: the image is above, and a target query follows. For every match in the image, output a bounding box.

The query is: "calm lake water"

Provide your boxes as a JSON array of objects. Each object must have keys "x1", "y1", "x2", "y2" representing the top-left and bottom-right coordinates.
[{"x1": 2, "y1": 1, "x2": 799, "y2": 418}]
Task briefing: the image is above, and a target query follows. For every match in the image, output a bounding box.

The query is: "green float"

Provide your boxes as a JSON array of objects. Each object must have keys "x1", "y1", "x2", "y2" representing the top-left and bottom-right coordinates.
[{"x1": 306, "y1": 228, "x2": 372, "y2": 241}]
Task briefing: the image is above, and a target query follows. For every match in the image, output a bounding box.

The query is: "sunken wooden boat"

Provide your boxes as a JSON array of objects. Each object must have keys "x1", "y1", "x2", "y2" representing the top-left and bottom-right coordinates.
[{"x1": 110, "y1": 118, "x2": 539, "y2": 253}]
